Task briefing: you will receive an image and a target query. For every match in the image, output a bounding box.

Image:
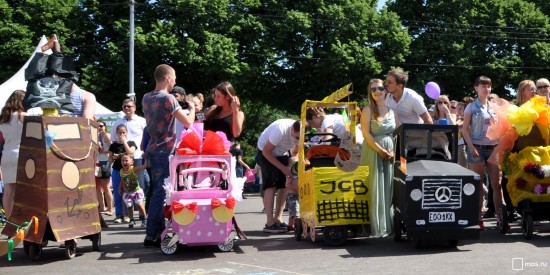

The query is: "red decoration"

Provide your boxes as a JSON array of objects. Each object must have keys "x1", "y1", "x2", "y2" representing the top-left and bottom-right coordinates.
[
  {"x1": 177, "y1": 130, "x2": 230, "y2": 156},
  {"x1": 211, "y1": 197, "x2": 235, "y2": 209},
  {"x1": 164, "y1": 205, "x2": 172, "y2": 219},
  {"x1": 172, "y1": 201, "x2": 198, "y2": 214}
]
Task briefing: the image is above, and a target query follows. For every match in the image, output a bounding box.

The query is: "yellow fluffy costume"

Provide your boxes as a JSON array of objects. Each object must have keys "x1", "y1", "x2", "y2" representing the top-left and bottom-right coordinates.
[{"x1": 505, "y1": 96, "x2": 550, "y2": 206}]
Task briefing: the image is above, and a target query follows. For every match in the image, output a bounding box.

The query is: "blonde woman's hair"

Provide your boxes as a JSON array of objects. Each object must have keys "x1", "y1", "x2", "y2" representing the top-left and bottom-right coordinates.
[
  {"x1": 433, "y1": 95, "x2": 450, "y2": 121},
  {"x1": 516, "y1": 80, "x2": 535, "y2": 106}
]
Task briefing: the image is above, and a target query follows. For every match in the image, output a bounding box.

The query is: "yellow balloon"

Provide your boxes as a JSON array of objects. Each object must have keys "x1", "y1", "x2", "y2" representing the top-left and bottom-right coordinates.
[{"x1": 173, "y1": 208, "x2": 196, "y2": 225}]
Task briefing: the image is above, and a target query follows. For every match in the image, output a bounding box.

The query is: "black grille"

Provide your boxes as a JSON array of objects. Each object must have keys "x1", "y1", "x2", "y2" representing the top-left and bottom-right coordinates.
[{"x1": 422, "y1": 179, "x2": 462, "y2": 209}]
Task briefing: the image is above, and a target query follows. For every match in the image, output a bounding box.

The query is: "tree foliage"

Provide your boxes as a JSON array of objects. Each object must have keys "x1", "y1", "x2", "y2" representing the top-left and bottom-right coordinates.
[
  {"x1": 1, "y1": 0, "x2": 410, "y2": 164},
  {"x1": 387, "y1": 0, "x2": 550, "y2": 100}
]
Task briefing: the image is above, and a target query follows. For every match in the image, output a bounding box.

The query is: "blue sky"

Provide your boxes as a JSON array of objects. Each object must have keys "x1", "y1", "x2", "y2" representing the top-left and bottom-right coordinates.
[{"x1": 377, "y1": 0, "x2": 387, "y2": 10}]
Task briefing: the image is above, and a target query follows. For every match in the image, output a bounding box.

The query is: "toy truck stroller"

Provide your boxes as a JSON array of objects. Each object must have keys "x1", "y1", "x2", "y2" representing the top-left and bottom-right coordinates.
[
  {"x1": 392, "y1": 124, "x2": 480, "y2": 247},
  {"x1": 2, "y1": 116, "x2": 101, "y2": 260},
  {"x1": 294, "y1": 85, "x2": 371, "y2": 246}
]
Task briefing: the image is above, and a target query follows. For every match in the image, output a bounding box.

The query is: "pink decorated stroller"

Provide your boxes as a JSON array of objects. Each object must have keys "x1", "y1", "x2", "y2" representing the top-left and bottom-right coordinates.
[{"x1": 160, "y1": 125, "x2": 245, "y2": 254}]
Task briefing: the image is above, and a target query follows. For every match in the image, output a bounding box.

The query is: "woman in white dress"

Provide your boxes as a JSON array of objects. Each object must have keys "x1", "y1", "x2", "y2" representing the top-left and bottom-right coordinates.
[{"x1": 0, "y1": 90, "x2": 26, "y2": 218}]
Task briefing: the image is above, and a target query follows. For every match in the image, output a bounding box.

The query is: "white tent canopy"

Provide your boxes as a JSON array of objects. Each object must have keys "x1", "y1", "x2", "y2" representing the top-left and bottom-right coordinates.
[{"x1": 0, "y1": 36, "x2": 118, "y2": 118}]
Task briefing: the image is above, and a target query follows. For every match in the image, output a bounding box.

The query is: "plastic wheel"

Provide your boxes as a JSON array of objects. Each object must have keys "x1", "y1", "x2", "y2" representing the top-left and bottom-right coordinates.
[
  {"x1": 91, "y1": 233, "x2": 101, "y2": 251},
  {"x1": 218, "y1": 239, "x2": 234, "y2": 252},
  {"x1": 448, "y1": 240, "x2": 459, "y2": 247},
  {"x1": 498, "y1": 204, "x2": 509, "y2": 234},
  {"x1": 522, "y1": 212, "x2": 533, "y2": 240},
  {"x1": 393, "y1": 211, "x2": 402, "y2": 242},
  {"x1": 294, "y1": 217, "x2": 302, "y2": 241},
  {"x1": 322, "y1": 226, "x2": 347, "y2": 247},
  {"x1": 28, "y1": 243, "x2": 42, "y2": 261},
  {"x1": 414, "y1": 239, "x2": 423, "y2": 249},
  {"x1": 161, "y1": 237, "x2": 178, "y2": 255},
  {"x1": 23, "y1": 241, "x2": 31, "y2": 256},
  {"x1": 65, "y1": 240, "x2": 77, "y2": 259}
]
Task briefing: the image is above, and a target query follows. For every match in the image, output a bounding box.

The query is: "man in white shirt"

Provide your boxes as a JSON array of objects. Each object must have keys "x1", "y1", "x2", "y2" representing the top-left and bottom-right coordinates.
[
  {"x1": 384, "y1": 68, "x2": 433, "y2": 125},
  {"x1": 257, "y1": 119, "x2": 300, "y2": 233},
  {"x1": 111, "y1": 99, "x2": 148, "y2": 192}
]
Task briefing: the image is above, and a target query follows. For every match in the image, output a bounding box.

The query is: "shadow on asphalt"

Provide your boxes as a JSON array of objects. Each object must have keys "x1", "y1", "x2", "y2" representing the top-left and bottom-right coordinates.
[
  {"x1": 3, "y1": 221, "x2": 550, "y2": 266},
  {"x1": 4, "y1": 195, "x2": 550, "y2": 267}
]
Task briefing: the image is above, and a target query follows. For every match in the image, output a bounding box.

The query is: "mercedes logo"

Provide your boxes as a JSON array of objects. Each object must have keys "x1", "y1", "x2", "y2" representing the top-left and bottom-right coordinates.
[{"x1": 435, "y1": 186, "x2": 452, "y2": 202}]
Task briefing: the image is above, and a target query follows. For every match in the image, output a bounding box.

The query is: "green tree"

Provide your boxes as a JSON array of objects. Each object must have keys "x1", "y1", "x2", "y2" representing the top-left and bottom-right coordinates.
[
  {"x1": 236, "y1": 0, "x2": 410, "y2": 110},
  {"x1": 387, "y1": 0, "x2": 550, "y2": 100},
  {"x1": 1, "y1": 0, "x2": 410, "y2": 157},
  {"x1": 0, "y1": 0, "x2": 79, "y2": 82}
]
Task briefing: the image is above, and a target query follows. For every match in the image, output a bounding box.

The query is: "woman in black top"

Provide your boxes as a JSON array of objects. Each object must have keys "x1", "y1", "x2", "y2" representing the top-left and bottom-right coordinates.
[{"x1": 204, "y1": 82, "x2": 245, "y2": 141}]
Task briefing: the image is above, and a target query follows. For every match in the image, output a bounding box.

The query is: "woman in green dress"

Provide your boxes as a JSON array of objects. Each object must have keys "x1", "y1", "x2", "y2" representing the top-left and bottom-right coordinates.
[{"x1": 360, "y1": 78, "x2": 396, "y2": 237}]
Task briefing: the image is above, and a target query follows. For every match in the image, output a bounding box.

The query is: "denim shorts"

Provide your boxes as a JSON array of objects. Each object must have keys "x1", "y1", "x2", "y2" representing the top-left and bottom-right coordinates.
[{"x1": 466, "y1": 144, "x2": 496, "y2": 163}]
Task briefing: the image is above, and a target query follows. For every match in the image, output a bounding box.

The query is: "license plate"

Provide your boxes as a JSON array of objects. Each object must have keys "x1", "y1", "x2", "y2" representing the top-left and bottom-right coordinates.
[{"x1": 429, "y1": 212, "x2": 455, "y2": 223}]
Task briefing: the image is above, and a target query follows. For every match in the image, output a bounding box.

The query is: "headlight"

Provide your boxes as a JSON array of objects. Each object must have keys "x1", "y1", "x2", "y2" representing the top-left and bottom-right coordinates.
[
  {"x1": 410, "y1": 189, "x2": 423, "y2": 201},
  {"x1": 463, "y1": 183, "x2": 475, "y2": 196}
]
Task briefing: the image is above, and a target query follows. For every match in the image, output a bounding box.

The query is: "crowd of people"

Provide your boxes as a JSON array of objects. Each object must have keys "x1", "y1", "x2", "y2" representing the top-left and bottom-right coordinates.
[
  {"x1": 253, "y1": 67, "x2": 550, "y2": 238},
  {"x1": 2, "y1": 59, "x2": 550, "y2": 247}
]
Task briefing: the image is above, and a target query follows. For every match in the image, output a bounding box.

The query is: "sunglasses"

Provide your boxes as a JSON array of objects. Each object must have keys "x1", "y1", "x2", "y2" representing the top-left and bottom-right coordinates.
[
  {"x1": 98, "y1": 125, "x2": 105, "y2": 128},
  {"x1": 123, "y1": 105, "x2": 135, "y2": 108},
  {"x1": 529, "y1": 87, "x2": 537, "y2": 93},
  {"x1": 437, "y1": 101, "x2": 449, "y2": 105},
  {"x1": 537, "y1": 85, "x2": 550, "y2": 89},
  {"x1": 370, "y1": 86, "x2": 385, "y2": 92}
]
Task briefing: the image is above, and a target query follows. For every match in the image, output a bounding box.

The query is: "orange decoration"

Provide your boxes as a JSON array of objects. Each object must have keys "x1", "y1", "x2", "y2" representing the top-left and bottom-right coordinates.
[{"x1": 32, "y1": 216, "x2": 39, "y2": 235}]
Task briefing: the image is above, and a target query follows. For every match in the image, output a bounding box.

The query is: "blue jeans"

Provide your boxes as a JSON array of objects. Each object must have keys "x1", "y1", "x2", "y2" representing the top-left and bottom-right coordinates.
[
  {"x1": 135, "y1": 158, "x2": 148, "y2": 194},
  {"x1": 235, "y1": 166, "x2": 244, "y2": 178},
  {"x1": 111, "y1": 169, "x2": 126, "y2": 217},
  {"x1": 145, "y1": 153, "x2": 170, "y2": 239}
]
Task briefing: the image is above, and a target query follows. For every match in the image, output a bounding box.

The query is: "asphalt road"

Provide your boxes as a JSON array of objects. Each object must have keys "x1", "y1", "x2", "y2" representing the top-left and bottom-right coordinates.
[{"x1": 1, "y1": 194, "x2": 550, "y2": 274}]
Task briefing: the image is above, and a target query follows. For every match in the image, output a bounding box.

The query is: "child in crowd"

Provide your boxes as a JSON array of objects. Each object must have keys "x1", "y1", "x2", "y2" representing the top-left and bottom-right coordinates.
[
  {"x1": 285, "y1": 156, "x2": 299, "y2": 231},
  {"x1": 108, "y1": 124, "x2": 137, "y2": 224},
  {"x1": 119, "y1": 154, "x2": 148, "y2": 228}
]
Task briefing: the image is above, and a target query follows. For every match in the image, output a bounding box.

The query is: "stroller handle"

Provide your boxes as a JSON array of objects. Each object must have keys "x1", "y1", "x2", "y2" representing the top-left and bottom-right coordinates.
[{"x1": 179, "y1": 167, "x2": 224, "y2": 175}]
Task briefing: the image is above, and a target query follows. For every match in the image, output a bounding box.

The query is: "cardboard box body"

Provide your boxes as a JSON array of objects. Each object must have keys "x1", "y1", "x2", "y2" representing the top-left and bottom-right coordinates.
[{"x1": 4, "y1": 116, "x2": 100, "y2": 243}]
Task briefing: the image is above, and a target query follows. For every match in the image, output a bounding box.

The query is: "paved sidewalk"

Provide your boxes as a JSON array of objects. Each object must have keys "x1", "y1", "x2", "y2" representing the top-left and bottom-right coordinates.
[{"x1": 1, "y1": 193, "x2": 550, "y2": 274}]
